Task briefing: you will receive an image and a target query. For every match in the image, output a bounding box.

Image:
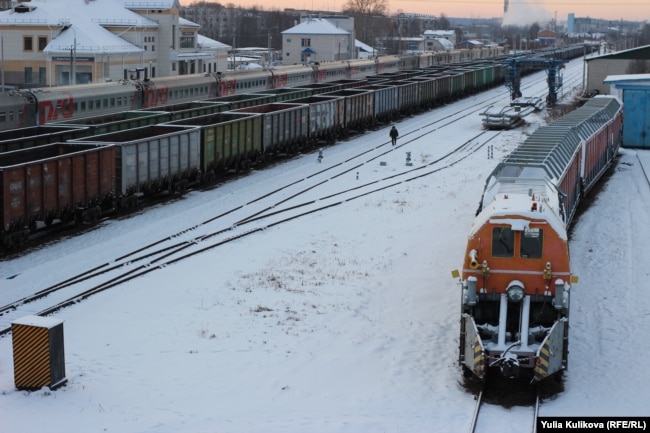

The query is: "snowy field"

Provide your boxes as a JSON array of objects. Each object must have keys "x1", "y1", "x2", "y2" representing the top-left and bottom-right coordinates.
[{"x1": 1, "y1": 59, "x2": 649, "y2": 432}]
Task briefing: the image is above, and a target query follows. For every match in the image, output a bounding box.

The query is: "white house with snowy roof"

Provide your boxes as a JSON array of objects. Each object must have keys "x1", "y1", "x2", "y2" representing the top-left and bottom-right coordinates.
[
  {"x1": 281, "y1": 16, "x2": 353, "y2": 65},
  {"x1": 0, "y1": 0, "x2": 230, "y2": 87}
]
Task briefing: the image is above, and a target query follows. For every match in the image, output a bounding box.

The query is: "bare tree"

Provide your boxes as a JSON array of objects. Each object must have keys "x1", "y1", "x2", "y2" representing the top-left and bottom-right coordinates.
[
  {"x1": 640, "y1": 23, "x2": 650, "y2": 45},
  {"x1": 626, "y1": 59, "x2": 650, "y2": 74},
  {"x1": 342, "y1": 0, "x2": 387, "y2": 15},
  {"x1": 438, "y1": 13, "x2": 450, "y2": 30}
]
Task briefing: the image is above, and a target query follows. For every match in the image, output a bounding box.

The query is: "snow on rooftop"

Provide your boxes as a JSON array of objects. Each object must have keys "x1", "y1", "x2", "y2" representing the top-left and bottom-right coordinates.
[
  {"x1": 604, "y1": 73, "x2": 650, "y2": 84},
  {"x1": 282, "y1": 18, "x2": 349, "y2": 35},
  {"x1": 125, "y1": 0, "x2": 181, "y2": 9},
  {"x1": 355, "y1": 39, "x2": 373, "y2": 53},
  {"x1": 12, "y1": 315, "x2": 63, "y2": 329},
  {"x1": 0, "y1": 0, "x2": 158, "y2": 55},
  {"x1": 197, "y1": 34, "x2": 231, "y2": 50}
]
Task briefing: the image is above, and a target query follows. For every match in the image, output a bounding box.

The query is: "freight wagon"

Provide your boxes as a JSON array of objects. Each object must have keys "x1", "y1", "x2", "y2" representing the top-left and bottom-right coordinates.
[
  {"x1": 322, "y1": 89, "x2": 374, "y2": 133},
  {"x1": 0, "y1": 125, "x2": 90, "y2": 153},
  {"x1": 69, "y1": 125, "x2": 202, "y2": 207},
  {"x1": 227, "y1": 103, "x2": 310, "y2": 154},
  {"x1": 1, "y1": 143, "x2": 116, "y2": 248},
  {"x1": 290, "y1": 95, "x2": 346, "y2": 143},
  {"x1": 162, "y1": 112, "x2": 263, "y2": 178},
  {"x1": 3, "y1": 48, "x2": 593, "y2": 250}
]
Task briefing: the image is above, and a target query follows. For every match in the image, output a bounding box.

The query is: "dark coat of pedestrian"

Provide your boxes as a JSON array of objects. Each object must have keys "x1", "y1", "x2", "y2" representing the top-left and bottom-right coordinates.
[{"x1": 389, "y1": 126, "x2": 399, "y2": 145}]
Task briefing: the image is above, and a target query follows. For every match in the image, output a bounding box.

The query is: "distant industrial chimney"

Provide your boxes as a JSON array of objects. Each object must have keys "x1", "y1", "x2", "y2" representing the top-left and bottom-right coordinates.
[{"x1": 504, "y1": 0, "x2": 509, "y2": 13}]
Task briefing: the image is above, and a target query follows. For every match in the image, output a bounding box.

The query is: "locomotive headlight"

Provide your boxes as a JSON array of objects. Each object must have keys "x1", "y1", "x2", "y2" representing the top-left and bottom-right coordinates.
[{"x1": 506, "y1": 280, "x2": 525, "y2": 303}]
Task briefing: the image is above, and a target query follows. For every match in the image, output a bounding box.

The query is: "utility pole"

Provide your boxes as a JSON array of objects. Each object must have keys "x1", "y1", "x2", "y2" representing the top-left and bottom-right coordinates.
[
  {"x1": 231, "y1": 35, "x2": 235, "y2": 70},
  {"x1": 1, "y1": 31, "x2": 4, "y2": 92},
  {"x1": 72, "y1": 29, "x2": 77, "y2": 85},
  {"x1": 66, "y1": 25, "x2": 77, "y2": 85}
]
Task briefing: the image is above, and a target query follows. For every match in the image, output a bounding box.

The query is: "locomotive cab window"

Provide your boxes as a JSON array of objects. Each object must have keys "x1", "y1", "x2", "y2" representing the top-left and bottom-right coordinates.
[
  {"x1": 492, "y1": 227, "x2": 514, "y2": 257},
  {"x1": 520, "y1": 228, "x2": 543, "y2": 259}
]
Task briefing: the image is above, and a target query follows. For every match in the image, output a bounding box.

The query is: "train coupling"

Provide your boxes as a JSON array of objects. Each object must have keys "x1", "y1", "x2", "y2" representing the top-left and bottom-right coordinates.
[{"x1": 489, "y1": 343, "x2": 521, "y2": 379}]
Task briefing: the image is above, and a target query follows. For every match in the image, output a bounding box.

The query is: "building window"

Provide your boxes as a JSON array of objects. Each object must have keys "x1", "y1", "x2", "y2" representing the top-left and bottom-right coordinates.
[
  {"x1": 301, "y1": 38, "x2": 311, "y2": 47},
  {"x1": 24, "y1": 67, "x2": 33, "y2": 84},
  {"x1": 180, "y1": 33, "x2": 194, "y2": 49},
  {"x1": 172, "y1": 62, "x2": 176, "y2": 71},
  {"x1": 38, "y1": 36, "x2": 47, "y2": 51},
  {"x1": 23, "y1": 36, "x2": 33, "y2": 51}
]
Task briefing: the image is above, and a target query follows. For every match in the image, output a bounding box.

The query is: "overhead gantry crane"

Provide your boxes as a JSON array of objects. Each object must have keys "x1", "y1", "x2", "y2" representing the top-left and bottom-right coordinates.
[{"x1": 504, "y1": 56, "x2": 565, "y2": 105}]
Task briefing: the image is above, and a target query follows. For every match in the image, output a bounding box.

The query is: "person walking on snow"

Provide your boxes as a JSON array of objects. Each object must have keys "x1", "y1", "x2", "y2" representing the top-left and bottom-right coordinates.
[{"x1": 389, "y1": 126, "x2": 399, "y2": 146}]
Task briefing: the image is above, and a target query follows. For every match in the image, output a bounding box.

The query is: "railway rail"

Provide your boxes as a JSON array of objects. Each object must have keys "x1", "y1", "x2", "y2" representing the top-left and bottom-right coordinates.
[
  {"x1": 1, "y1": 54, "x2": 588, "y2": 253},
  {"x1": 637, "y1": 153, "x2": 650, "y2": 189},
  {"x1": 0, "y1": 125, "x2": 500, "y2": 336},
  {"x1": 469, "y1": 388, "x2": 541, "y2": 433},
  {"x1": 1, "y1": 56, "x2": 589, "y2": 335}
]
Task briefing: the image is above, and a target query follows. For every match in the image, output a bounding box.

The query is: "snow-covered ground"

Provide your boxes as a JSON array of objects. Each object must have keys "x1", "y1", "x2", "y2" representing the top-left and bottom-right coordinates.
[{"x1": 1, "y1": 60, "x2": 649, "y2": 432}]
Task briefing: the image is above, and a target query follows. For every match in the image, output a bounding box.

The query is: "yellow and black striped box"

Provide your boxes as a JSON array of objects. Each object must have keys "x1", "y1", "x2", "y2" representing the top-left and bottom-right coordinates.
[{"x1": 11, "y1": 316, "x2": 66, "y2": 390}]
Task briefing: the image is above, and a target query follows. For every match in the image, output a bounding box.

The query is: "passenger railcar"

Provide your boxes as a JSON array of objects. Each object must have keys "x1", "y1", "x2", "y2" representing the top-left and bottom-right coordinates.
[
  {"x1": 454, "y1": 96, "x2": 623, "y2": 382},
  {"x1": 6, "y1": 45, "x2": 602, "y2": 250},
  {"x1": 0, "y1": 49, "x2": 510, "y2": 132},
  {"x1": 24, "y1": 81, "x2": 142, "y2": 124}
]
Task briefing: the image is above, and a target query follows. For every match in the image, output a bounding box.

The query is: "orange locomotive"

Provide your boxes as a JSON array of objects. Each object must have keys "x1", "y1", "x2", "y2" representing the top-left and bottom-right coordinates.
[{"x1": 454, "y1": 96, "x2": 623, "y2": 382}]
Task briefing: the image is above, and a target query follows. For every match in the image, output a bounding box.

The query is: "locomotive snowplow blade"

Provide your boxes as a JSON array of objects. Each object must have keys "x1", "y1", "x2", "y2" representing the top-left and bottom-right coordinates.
[
  {"x1": 533, "y1": 318, "x2": 568, "y2": 381},
  {"x1": 461, "y1": 314, "x2": 485, "y2": 380}
]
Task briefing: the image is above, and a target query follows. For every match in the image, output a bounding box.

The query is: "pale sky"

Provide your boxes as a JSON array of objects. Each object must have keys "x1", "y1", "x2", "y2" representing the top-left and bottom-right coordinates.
[{"x1": 182, "y1": 0, "x2": 649, "y2": 23}]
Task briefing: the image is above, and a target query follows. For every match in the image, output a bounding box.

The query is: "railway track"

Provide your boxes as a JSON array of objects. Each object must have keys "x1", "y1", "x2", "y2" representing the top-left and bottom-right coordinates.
[
  {"x1": 0, "y1": 126, "x2": 499, "y2": 335},
  {"x1": 469, "y1": 388, "x2": 541, "y2": 433},
  {"x1": 1, "y1": 57, "x2": 588, "y2": 334},
  {"x1": 637, "y1": 153, "x2": 650, "y2": 189}
]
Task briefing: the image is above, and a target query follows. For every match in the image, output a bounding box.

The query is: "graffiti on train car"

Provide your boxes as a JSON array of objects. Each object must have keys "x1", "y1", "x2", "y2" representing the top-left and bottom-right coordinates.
[
  {"x1": 143, "y1": 85, "x2": 170, "y2": 108},
  {"x1": 218, "y1": 79, "x2": 237, "y2": 96},
  {"x1": 38, "y1": 95, "x2": 74, "y2": 124},
  {"x1": 273, "y1": 74, "x2": 287, "y2": 88}
]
